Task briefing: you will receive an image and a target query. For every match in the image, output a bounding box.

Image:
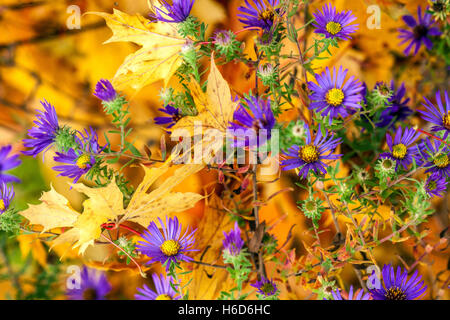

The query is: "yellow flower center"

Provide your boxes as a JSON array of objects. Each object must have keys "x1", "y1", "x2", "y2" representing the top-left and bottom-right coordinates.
[
  {"x1": 259, "y1": 9, "x2": 275, "y2": 22},
  {"x1": 0, "y1": 199, "x2": 5, "y2": 211},
  {"x1": 325, "y1": 88, "x2": 345, "y2": 106},
  {"x1": 443, "y1": 112, "x2": 450, "y2": 129},
  {"x1": 76, "y1": 154, "x2": 91, "y2": 169},
  {"x1": 392, "y1": 144, "x2": 407, "y2": 160},
  {"x1": 326, "y1": 21, "x2": 342, "y2": 35},
  {"x1": 433, "y1": 153, "x2": 449, "y2": 168},
  {"x1": 160, "y1": 239, "x2": 181, "y2": 257},
  {"x1": 156, "y1": 294, "x2": 173, "y2": 300},
  {"x1": 299, "y1": 145, "x2": 319, "y2": 163},
  {"x1": 384, "y1": 287, "x2": 407, "y2": 300}
]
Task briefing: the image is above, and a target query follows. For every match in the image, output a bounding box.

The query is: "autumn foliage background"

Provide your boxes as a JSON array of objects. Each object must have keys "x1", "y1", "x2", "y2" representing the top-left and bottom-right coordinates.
[{"x1": 0, "y1": 0, "x2": 448, "y2": 300}]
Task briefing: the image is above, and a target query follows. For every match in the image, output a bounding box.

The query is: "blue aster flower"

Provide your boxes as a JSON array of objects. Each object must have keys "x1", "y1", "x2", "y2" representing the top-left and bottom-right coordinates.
[
  {"x1": 53, "y1": 128, "x2": 101, "y2": 183},
  {"x1": 228, "y1": 96, "x2": 276, "y2": 148},
  {"x1": 379, "y1": 126, "x2": 421, "y2": 170},
  {"x1": 330, "y1": 285, "x2": 371, "y2": 300},
  {"x1": 151, "y1": 0, "x2": 194, "y2": 23},
  {"x1": 281, "y1": 124, "x2": 342, "y2": 179},
  {"x1": 398, "y1": 6, "x2": 442, "y2": 56},
  {"x1": 308, "y1": 66, "x2": 363, "y2": 125},
  {"x1": 22, "y1": 100, "x2": 60, "y2": 157},
  {"x1": 0, "y1": 182, "x2": 14, "y2": 214},
  {"x1": 425, "y1": 172, "x2": 448, "y2": 198},
  {"x1": 312, "y1": 3, "x2": 358, "y2": 41},
  {"x1": 418, "y1": 90, "x2": 450, "y2": 138},
  {"x1": 416, "y1": 138, "x2": 450, "y2": 178},
  {"x1": 93, "y1": 79, "x2": 117, "y2": 103},
  {"x1": 251, "y1": 277, "x2": 277, "y2": 297},
  {"x1": 222, "y1": 222, "x2": 244, "y2": 256},
  {"x1": 135, "y1": 273, "x2": 179, "y2": 300},
  {"x1": 66, "y1": 266, "x2": 111, "y2": 300},
  {"x1": 0, "y1": 145, "x2": 21, "y2": 184},
  {"x1": 237, "y1": 0, "x2": 281, "y2": 32},
  {"x1": 376, "y1": 81, "x2": 413, "y2": 129},
  {"x1": 154, "y1": 105, "x2": 182, "y2": 131},
  {"x1": 369, "y1": 264, "x2": 427, "y2": 300},
  {"x1": 136, "y1": 216, "x2": 197, "y2": 271}
]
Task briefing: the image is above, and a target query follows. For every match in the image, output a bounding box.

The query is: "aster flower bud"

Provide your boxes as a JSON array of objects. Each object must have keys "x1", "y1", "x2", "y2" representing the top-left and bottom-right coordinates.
[
  {"x1": 371, "y1": 81, "x2": 393, "y2": 107},
  {"x1": 257, "y1": 63, "x2": 277, "y2": 86},
  {"x1": 54, "y1": 126, "x2": 79, "y2": 154},
  {"x1": 300, "y1": 196, "x2": 325, "y2": 226},
  {"x1": 375, "y1": 158, "x2": 397, "y2": 177},
  {"x1": 94, "y1": 79, "x2": 126, "y2": 115},
  {"x1": 213, "y1": 30, "x2": 241, "y2": 61}
]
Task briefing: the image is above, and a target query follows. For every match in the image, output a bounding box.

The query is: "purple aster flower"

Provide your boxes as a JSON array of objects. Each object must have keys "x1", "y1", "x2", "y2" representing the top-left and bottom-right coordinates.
[
  {"x1": 53, "y1": 128, "x2": 101, "y2": 183},
  {"x1": 222, "y1": 222, "x2": 244, "y2": 256},
  {"x1": 237, "y1": 0, "x2": 281, "y2": 32},
  {"x1": 228, "y1": 96, "x2": 276, "y2": 148},
  {"x1": 376, "y1": 81, "x2": 413, "y2": 129},
  {"x1": 379, "y1": 126, "x2": 421, "y2": 170},
  {"x1": 425, "y1": 172, "x2": 448, "y2": 198},
  {"x1": 330, "y1": 286, "x2": 371, "y2": 300},
  {"x1": 312, "y1": 3, "x2": 359, "y2": 41},
  {"x1": 416, "y1": 138, "x2": 450, "y2": 178},
  {"x1": 398, "y1": 6, "x2": 442, "y2": 56},
  {"x1": 369, "y1": 264, "x2": 427, "y2": 300},
  {"x1": 0, "y1": 182, "x2": 14, "y2": 214},
  {"x1": 151, "y1": 0, "x2": 194, "y2": 23},
  {"x1": 154, "y1": 105, "x2": 182, "y2": 130},
  {"x1": 135, "y1": 273, "x2": 180, "y2": 300},
  {"x1": 0, "y1": 145, "x2": 21, "y2": 184},
  {"x1": 418, "y1": 90, "x2": 450, "y2": 138},
  {"x1": 93, "y1": 79, "x2": 117, "y2": 103},
  {"x1": 67, "y1": 266, "x2": 111, "y2": 300},
  {"x1": 251, "y1": 277, "x2": 277, "y2": 297},
  {"x1": 22, "y1": 100, "x2": 60, "y2": 157},
  {"x1": 136, "y1": 216, "x2": 197, "y2": 271},
  {"x1": 281, "y1": 124, "x2": 342, "y2": 179},
  {"x1": 308, "y1": 66, "x2": 363, "y2": 125}
]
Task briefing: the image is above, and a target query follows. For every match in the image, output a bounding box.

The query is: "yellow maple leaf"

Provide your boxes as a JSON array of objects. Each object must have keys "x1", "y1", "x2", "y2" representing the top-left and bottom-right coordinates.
[
  {"x1": 171, "y1": 56, "x2": 239, "y2": 162},
  {"x1": 91, "y1": 8, "x2": 187, "y2": 91},
  {"x1": 20, "y1": 163, "x2": 204, "y2": 255}
]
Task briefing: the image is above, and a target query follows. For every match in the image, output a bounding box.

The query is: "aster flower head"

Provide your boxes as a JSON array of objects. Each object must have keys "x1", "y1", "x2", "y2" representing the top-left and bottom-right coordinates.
[
  {"x1": 0, "y1": 183, "x2": 14, "y2": 214},
  {"x1": 93, "y1": 79, "x2": 117, "y2": 103},
  {"x1": 154, "y1": 105, "x2": 182, "y2": 131},
  {"x1": 53, "y1": 128, "x2": 102, "y2": 183},
  {"x1": 370, "y1": 264, "x2": 427, "y2": 300},
  {"x1": 425, "y1": 172, "x2": 448, "y2": 198},
  {"x1": 330, "y1": 286, "x2": 371, "y2": 300},
  {"x1": 22, "y1": 100, "x2": 60, "y2": 157},
  {"x1": 228, "y1": 96, "x2": 276, "y2": 148},
  {"x1": 376, "y1": 81, "x2": 412, "y2": 129},
  {"x1": 398, "y1": 6, "x2": 442, "y2": 56},
  {"x1": 151, "y1": 0, "x2": 194, "y2": 23},
  {"x1": 312, "y1": 4, "x2": 358, "y2": 41},
  {"x1": 238, "y1": 0, "x2": 281, "y2": 32},
  {"x1": 281, "y1": 124, "x2": 343, "y2": 179},
  {"x1": 135, "y1": 273, "x2": 179, "y2": 300},
  {"x1": 66, "y1": 266, "x2": 111, "y2": 300},
  {"x1": 308, "y1": 66, "x2": 363, "y2": 125},
  {"x1": 416, "y1": 138, "x2": 450, "y2": 178},
  {"x1": 251, "y1": 277, "x2": 278, "y2": 297},
  {"x1": 222, "y1": 222, "x2": 245, "y2": 256},
  {"x1": 379, "y1": 126, "x2": 421, "y2": 170},
  {"x1": 428, "y1": 0, "x2": 450, "y2": 21},
  {"x1": 136, "y1": 216, "x2": 197, "y2": 270},
  {"x1": 0, "y1": 145, "x2": 21, "y2": 184},
  {"x1": 418, "y1": 90, "x2": 450, "y2": 137}
]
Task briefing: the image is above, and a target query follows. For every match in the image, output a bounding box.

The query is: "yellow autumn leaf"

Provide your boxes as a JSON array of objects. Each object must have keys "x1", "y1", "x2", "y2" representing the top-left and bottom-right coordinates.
[
  {"x1": 20, "y1": 162, "x2": 204, "y2": 255},
  {"x1": 171, "y1": 56, "x2": 239, "y2": 161},
  {"x1": 180, "y1": 194, "x2": 234, "y2": 299},
  {"x1": 90, "y1": 8, "x2": 186, "y2": 91},
  {"x1": 17, "y1": 234, "x2": 47, "y2": 268}
]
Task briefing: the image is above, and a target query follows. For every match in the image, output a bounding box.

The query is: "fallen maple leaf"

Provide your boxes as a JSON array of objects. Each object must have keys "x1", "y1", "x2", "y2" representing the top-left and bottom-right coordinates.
[
  {"x1": 20, "y1": 163, "x2": 204, "y2": 255},
  {"x1": 91, "y1": 8, "x2": 187, "y2": 91}
]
